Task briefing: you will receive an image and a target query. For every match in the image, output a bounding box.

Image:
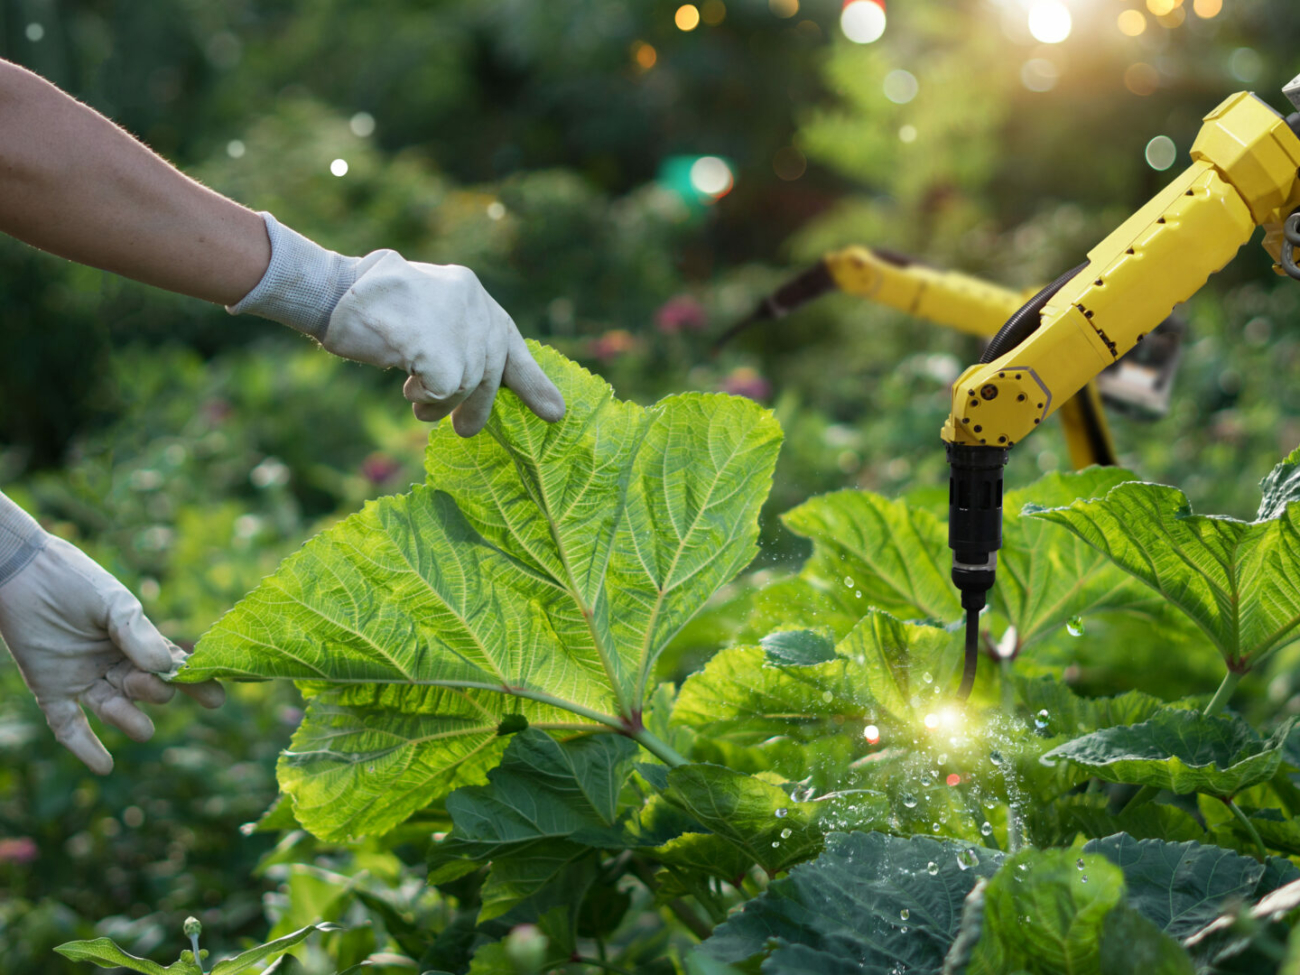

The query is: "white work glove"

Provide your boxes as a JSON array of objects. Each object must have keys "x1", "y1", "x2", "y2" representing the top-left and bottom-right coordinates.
[
  {"x1": 228, "y1": 213, "x2": 566, "y2": 437},
  {"x1": 0, "y1": 493, "x2": 224, "y2": 774}
]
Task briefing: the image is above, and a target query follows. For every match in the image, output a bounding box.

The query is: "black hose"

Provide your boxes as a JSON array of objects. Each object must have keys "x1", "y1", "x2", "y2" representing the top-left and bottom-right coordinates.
[
  {"x1": 1282, "y1": 211, "x2": 1300, "y2": 282},
  {"x1": 711, "y1": 260, "x2": 837, "y2": 353},
  {"x1": 980, "y1": 262, "x2": 1088, "y2": 364},
  {"x1": 956, "y1": 610, "x2": 979, "y2": 701}
]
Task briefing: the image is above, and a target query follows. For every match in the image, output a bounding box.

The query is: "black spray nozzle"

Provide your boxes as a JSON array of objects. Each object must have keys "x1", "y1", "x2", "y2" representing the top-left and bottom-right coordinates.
[
  {"x1": 711, "y1": 260, "x2": 837, "y2": 353},
  {"x1": 946, "y1": 442, "x2": 1009, "y2": 701}
]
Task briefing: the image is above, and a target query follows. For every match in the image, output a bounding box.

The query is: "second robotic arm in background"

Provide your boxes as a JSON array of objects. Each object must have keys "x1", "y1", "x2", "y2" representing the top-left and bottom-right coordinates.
[{"x1": 718, "y1": 245, "x2": 1185, "y2": 470}]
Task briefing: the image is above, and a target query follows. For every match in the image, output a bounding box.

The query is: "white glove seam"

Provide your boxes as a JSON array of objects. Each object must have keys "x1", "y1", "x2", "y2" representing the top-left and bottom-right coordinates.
[{"x1": 0, "y1": 491, "x2": 48, "y2": 590}]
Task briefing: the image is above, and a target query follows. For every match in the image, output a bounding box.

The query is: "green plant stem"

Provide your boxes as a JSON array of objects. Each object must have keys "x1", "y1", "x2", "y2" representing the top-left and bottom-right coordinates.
[
  {"x1": 1204, "y1": 670, "x2": 1245, "y2": 718},
  {"x1": 574, "y1": 956, "x2": 636, "y2": 975},
  {"x1": 1227, "y1": 798, "x2": 1268, "y2": 860},
  {"x1": 628, "y1": 858, "x2": 714, "y2": 940},
  {"x1": 1125, "y1": 669, "x2": 1248, "y2": 813},
  {"x1": 627, "y1": 725, "x2": 689, "y2": 767}
]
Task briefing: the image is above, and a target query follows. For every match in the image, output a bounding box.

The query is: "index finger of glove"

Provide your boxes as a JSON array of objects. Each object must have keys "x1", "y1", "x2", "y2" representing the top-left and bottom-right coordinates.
[
  {"x1": 104, "y1": 590, "x2": 174, "y2": 674},
  {"x1": 84, "y1": 682, "x2": 156, "y2": 743},
  {"x1": 502, "y1": 329, "x2": 565, "y2": 423},
  {"x1": 42, "y1": 698, "x2": 113, "y2": 775}
]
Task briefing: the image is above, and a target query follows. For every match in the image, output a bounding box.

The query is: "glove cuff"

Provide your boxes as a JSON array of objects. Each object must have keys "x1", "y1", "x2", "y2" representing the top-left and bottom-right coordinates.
[
  {"x1": 225, "y1": 213, "x2": 361, "y2": 340},
  {"x1": 0, "y1": 492, "x2": 47, "y2": 589}
]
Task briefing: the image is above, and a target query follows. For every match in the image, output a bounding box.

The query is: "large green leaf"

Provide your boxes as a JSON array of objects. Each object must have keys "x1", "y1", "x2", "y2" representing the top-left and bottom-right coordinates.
[
  {"x1": 1081, "y1": 834, "x2": 1274, "y2": 939},
  {"x1": 1027, "y1": 446, "x2": 1300, "y2": 669},
  {"x1": 781, "y1": 489, "x2": 960, "y2": 624},
  {"x1": 1042, "y1": 710, "x2": 1296, "y2": 798},
  {"x1": 427, "y1": 728, "x2": 636, "y2": 919},
  {"x1": 998, "y1": 469, "x2": 1162, "y2": 649},
  {"x1": 961, "y1": 847, "x2": 1185, "y2": 975},
  {"x1": 180, "y1": 347, "x2": 781, "y2": 838},
  {"x1": 700, "y1": 831, "x2": 1003, "y2": 974}
]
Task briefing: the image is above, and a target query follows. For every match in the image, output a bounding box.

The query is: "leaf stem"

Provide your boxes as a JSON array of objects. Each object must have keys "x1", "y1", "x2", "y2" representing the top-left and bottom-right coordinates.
[
  {"x1": 626, "y1": 725, "x2": 690, "y2": 767},
  {"x1": 1125, "y1": 669, "x2": 1248, "y2": 813},
  {"x1": 628, "y1": 858, "x2": 714, "y2": 940},
  {"x1": 1204, "y1": 670, "x2": 1245, "y2": 718},
  {"x1": 1226, "y1": 798, "x2": 1268, "y2": 860}
]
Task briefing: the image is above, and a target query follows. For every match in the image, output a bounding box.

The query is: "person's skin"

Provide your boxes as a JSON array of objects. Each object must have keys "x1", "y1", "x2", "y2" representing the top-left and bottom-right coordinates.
[{"x1": 0, "y1": 58, "x2": 269, "y2": 305}]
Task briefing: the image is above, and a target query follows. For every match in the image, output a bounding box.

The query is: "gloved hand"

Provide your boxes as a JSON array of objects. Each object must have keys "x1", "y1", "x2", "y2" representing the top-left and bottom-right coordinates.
[
  {"x1": 228, "y1": 213, "x2": 566, "y2": 437},
  {"x1": 0, "y1": 493, "x2": 224, "y2": 774}
]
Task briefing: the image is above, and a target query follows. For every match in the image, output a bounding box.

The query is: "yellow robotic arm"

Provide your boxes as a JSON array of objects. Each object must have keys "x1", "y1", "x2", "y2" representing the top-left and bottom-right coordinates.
[
  {"x1": 943, "y1": 83, "x2": 1300, "y2": 699},
  {"x1": 822, "y1": 247, "x2": 1118, "y2": 469}
]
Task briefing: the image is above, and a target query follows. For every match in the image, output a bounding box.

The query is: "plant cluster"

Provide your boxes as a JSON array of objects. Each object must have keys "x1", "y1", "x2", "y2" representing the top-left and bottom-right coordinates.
[{"x1": 53, "y1": 350, "x2": 1300, "y2": 974}]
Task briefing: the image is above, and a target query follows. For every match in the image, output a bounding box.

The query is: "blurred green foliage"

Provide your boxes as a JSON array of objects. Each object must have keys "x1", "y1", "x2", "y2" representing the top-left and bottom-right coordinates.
[{"x1": 4, "y1": 0, "x2": 1300, "y2": 972}]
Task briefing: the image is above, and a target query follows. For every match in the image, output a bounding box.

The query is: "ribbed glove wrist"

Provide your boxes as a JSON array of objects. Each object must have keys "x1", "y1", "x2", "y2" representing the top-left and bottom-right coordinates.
[
  {"x1": 225, "y1": 213, "x2": 361, "y2": 340},
  {"x1": 0, "y1": 491, "x2": 47, "y2": 588}
]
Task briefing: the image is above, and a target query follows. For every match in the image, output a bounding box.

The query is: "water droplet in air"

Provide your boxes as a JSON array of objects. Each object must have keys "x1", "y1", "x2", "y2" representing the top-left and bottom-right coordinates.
[
  {"x1": 1076, "y1": 858, "x2": 1085, "y2": 869},
  {"x1": 927, "y1": 861, "x2": 939, "y2": 875},
  {"x1": 822, "y1": 691, "x2": 834, "y2": 703},
  {"x1": 922, "y1": 672, "x2": 934, "y2": 684},
  {"x1": 1066, "y1": 615, "x2": 1085, "y2": 637},
  {"x1": 845, "y1": 576, "x2": 855, "y2": 588},
  {"x1": 956, "y1": 849, "x2": 980, "y2": 871},
  {"x1": 1080, "y1": 874, "x2": 1089, "y2": 883},
  {"x1": 856, "y1": 590, "x2": 863, "y2": 599},
  {"x1": 1034, "y1": 709, "x2": 1050, "y2": 731},
  {"x1": 902, "y1": 793, "x2": 918, "y2": 809},
  {"x1": 899, "y1": 926, "x2": 908, "y2": 934},
  {"x1": 989, "y1": 751, "x2": 1005, "y2": 766},
  {"x1": 900, "y1": 908, "x2": 910, "y2": 920},
  {"x1": 932, "y1": 822, "x2": 941, "y2": 833},
  {"x1": 772, "y1": 841, "x2": 780, "y2": 848},
  {"x1": 937, "y1": 753, "x2": 948, "y2": 765},
  {"x1": 775, "y1": 808, "x2": 788, "y2": 819},
  {"x1": 981, "y1": 822, "x2": 993, "y2": 836},
  {"x1": 781, "y1": 827, "x2": 793, "y2": 839}
]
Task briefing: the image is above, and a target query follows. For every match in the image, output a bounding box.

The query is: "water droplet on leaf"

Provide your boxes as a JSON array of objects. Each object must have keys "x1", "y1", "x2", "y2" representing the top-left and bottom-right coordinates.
[
  {"x1": 981, "y1": 822, "x2": 993, "y2": 836},
  {"x1": 1066, "y1": 615, "x2": 1085, "y2": 637},
  {"x1": 781, "y1": 828, "x2": 792, "y2": 839},
  {"x1": 900, "y1": 908, "x2": 910, "y2": 920},
  {"x1": 927, "y1": 861, "x2": 939, "y2": 875},
  {"x1": 1076, "y1": 858, "x2": 1085, "y2": 869},
  {"x1": 844, "y1": 576, "x2": 855, "y2": 588},
  {"x1": 956, "y1": 849, "x2": 980, "y2": 870},
  {"x1": 902, "y1": 794, "x2": 918, "y2": 809},
  {"x1": 775, "y1": 808, "x2": 788, "y2": 819}
]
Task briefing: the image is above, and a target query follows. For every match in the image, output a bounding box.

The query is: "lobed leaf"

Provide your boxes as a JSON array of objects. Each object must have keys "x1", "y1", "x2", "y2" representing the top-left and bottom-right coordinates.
[
  {"x1": 1027, "y1": 446, "x2": 1300, "y2": 669},
  {"x1": 53, "y1": 940, "x2": 184, "y2": 975},
  {"x1": 1042, "y1": 710, "x2": 1296, "y2": 798},
  {"x1": 181, "y1": 347, "x2": 781, "y2": 838},
  {"x1": 427, "y1": 728, "x2": 637, "y2": 919},
  {"x1": 700, "y1": 831, "x2": 1003, "y2": 975}
]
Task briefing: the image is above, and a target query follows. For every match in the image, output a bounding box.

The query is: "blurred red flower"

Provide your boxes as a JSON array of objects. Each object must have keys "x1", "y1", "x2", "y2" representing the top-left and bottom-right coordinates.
[
  {"x1": 588, "y1": 329, "x2": 640, "y2": 362},
  {"x1": 720, "y1": 366, "x2": 771, "y2": 401}
]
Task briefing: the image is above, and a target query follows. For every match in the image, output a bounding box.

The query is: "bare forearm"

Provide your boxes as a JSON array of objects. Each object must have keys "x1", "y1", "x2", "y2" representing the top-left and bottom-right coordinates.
[{"x1": 0, "y1": 60, "x2": 269, "y2": 305}]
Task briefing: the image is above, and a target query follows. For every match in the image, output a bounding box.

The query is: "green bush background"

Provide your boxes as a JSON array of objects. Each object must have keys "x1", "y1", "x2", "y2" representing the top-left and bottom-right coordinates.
[{"x1": 3, "y1": 0, "x2": 1300, "y2": 970}]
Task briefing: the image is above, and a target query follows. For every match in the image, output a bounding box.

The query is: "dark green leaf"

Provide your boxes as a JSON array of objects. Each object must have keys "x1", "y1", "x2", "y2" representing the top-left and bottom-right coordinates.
[
  {"x1": 428, "y1": 729, "x2": 637, "y2": 916},
  {"x1": 702, "y1": 831, "x2": 1003, "y2": 974},
  {"x1": 1082, "y1": 834, "x2": 1266, "y2": 938},
  {"x1": 1042, "y1": 710, "x2": 1295, "y2": 798},
  {"x1": 1096, "y1": 906, "x2": 1195, "y2": 975}
]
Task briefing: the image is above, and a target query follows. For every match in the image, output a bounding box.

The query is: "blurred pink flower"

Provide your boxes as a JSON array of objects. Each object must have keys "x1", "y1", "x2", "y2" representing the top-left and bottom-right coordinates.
[
  {"x1": 202, "y1": 398, "x2": 233, "y2": 425},
  {"x1": 0, "y1": 837, "x2": 37, "y2": 864},
  {"x1": 655, "y1": 295, "x2": 707, "y2": 335},
  {"x1": 588, "y1": 329, "x2": 640, "y2": 362},
  {"x1": 362, "y1": 451, "x2": 401, "y2": 485},
  {"x1": 720, "y1": 366, "x2": 771, "y2": 401}
]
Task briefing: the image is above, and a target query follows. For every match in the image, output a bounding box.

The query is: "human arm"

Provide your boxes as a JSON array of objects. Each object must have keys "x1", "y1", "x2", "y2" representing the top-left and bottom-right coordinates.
[{"x1": 0, "y1": 58, "x2": 564, "y2": 434}]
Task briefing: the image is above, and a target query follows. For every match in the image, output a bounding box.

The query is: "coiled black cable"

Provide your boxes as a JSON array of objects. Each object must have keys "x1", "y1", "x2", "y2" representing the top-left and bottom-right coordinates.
[{"x1": 980, "y1": 262, "x2": 1088, "y2": 364}]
